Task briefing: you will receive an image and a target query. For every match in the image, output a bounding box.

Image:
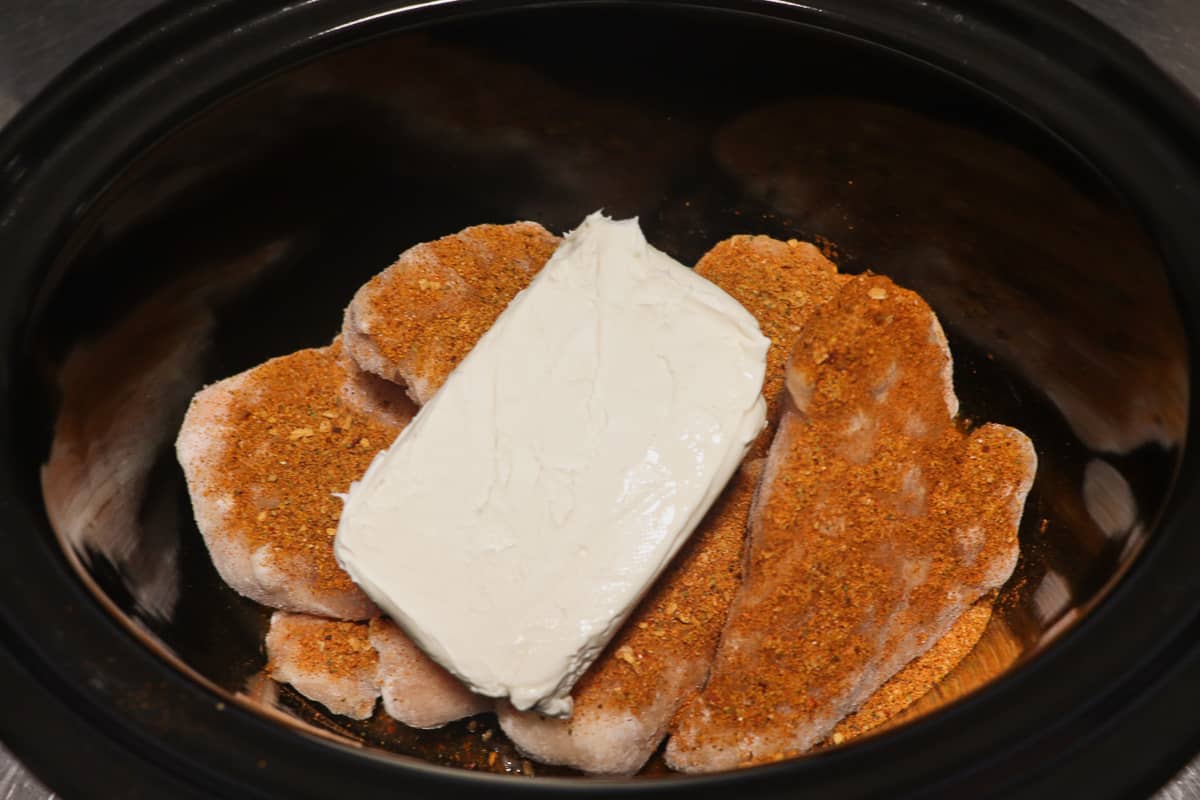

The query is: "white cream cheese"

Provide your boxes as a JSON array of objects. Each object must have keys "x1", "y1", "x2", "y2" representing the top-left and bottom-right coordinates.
[{"x1": 335, "y1": 212, "x2": 768, "y2": 716}]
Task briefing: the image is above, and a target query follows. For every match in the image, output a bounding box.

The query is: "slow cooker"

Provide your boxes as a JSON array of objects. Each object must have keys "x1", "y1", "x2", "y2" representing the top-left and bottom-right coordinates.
[{"x1": 2, "y1": 1, "x2": 1200, "y2": 797}]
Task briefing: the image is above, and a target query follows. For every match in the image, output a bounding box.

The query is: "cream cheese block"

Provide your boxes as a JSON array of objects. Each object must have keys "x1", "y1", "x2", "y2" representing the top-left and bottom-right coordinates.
[{"x1": 335, "y1": 212, "x2": 768, "y2": 716}]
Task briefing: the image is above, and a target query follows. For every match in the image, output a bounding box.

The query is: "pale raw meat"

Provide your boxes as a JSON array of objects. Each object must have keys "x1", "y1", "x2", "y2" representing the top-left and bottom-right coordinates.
[
  {"x1": 266, "y1": 612, "x2": 381, "y2": 720},
  {"x1": 694, "y1": 235, "x2": 846, "y2": 454},
  {"x1": 495, "y1": 234, "x2": 846, "y2": 774},
  {"x1": 335, "y1": 214, "x2": 768, "y2": 716},
  {"x1": 497, "y1": 462, "x2": 761, "y2": 775},
  {"x1": 666, "y1": 274, "x2": 1036, "y2": 772},
  {"x1": 335, "y1": 342, "x2": 419, "y2": 429},
  {"x1": 369, "y1": 618, "x2": 491, "y2": 729},
  {"x1": 342, "y1": 221, "x2": 559, "y2": 404},
  {"x1": 265, "y1": 613, "x2": 489, "y2": 728},
  {"x1": 177, "y1": 342, "x2": 413, "y2": 619}
]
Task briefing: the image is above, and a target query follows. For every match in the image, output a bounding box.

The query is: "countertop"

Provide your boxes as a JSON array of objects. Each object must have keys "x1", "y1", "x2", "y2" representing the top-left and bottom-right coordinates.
[{"x1": 2, "y1": 1, "x2": 1199, "y2": 798}]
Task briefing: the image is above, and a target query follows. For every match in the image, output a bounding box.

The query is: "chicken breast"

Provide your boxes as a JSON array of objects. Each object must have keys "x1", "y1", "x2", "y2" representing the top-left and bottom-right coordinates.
[
  {"x1": 715, "y1": 98, "x2": 1186, "y2": 454},
  {"x1": 370, "y1": 618, "x2": 492, "y2": 729},
  {"x1": 177, "y1": 341, "x2": 414, "y2": 619},
  {"x1": 497, "y1": 461, "x2": 761, "y2": 775},
  {"x1": 695, "y1": 235, "x2": 846, "y2": 454},
  {"x1": 494, "y1": 235, "x2": 848, "y2": 774},
  {"x1": 335, "y1": 341, "x2": 420, "y2": 429},
  {"x1": 666, "y1": 274, "x2": 1036, "y2": 772},
  {"x1": 824, "y1": 595, "x2": 994, "y2": 745},
  {"x1": 266, "y1": 612, "x2": 490, "y2": 728},
  {"x1": 342, "y1": 221, "x2": 560, "y2": 405},
  {"x1": 266, "y1": 611, "x2": 381, "y2": 719}
]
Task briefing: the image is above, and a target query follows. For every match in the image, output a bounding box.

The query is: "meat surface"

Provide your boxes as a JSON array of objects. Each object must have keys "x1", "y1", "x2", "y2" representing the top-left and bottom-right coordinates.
[
  {"x1": 335, "y1": 341, "x2": 420, "y2": 429},
  {"x1": 181, "y1": 222, "x2": 1033, "y2": 771},
  {"x1": 666, "y1": 274, "x2": 1036, "y2": 771},
  {"x1": 824, "y1": 595, "x2": 994, "y2": 745},
  {"x1": 266, "y1": 612, "x2": 491, "y2": 727},
  {"x1": 370, "y1": 618, "x2": 492, "y2": 729},
  {"x1": 342, "y1": 221, "x2": 560, "y2": 405},
  {"x1": 714, "y1": 98, "x2": 1186, "y2": 454},
  {"x1": 695, "y1": 235, "x2": 846, "y2": 454},
  {"x1": 184, "y1": 220, "x2": 559, "y2": 617},
  {"x1": 497, "y1": 461, "x2": 761, "y2": 775},
  {"x1": 177, "y1": 341, "x2": 414, "y2": 619},
  {"x1": 266, "y1": 612, "x2": 382, "y2": 719}
]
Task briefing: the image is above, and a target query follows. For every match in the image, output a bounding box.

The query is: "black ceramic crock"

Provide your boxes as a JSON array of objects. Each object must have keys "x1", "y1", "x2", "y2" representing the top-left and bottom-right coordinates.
[{"x1": 3, "y1": 1, "x2": 1200, "y2": 798}]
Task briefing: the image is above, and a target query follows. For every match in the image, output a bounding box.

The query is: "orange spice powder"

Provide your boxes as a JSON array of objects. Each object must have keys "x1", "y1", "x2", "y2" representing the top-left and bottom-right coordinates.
[
  {"x1": 205, "y1": 343, "x2": 403, "y2": 600},
  {"x1": 267, "y1": 616, "x2": 378, "y2": 679},
  {"x1": 669, "y1": 274, "x2": 1033, "y2": 768},
  {"x1": 826, "y1": 596, "x2": 994, "y2": 744},
  {"x1": 570, "y1": 460, "x2": 762, "y2": 717},
  {"x1": 353, "y1": 222, "x2": 560, "y2": 398},
  {"x1": 695, "y1": 235, "x2": 845, "y2": 455},
  {"x1": 196, "y1": 225, "x2": 1027, "y2": 772}
]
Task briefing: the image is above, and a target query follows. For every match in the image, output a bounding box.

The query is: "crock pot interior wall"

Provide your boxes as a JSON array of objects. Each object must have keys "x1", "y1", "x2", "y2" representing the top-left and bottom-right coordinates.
[{"x1": 3, "y1": 1, "x2": 1195, "y2": 797}]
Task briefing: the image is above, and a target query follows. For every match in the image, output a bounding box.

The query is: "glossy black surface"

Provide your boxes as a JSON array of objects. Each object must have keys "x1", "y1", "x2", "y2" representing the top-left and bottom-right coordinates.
[{"x1": 2, "y1": 1, "x2": 1200, "y2": 798}]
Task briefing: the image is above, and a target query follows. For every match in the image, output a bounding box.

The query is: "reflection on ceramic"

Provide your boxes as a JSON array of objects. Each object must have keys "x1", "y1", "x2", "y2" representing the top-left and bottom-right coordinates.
[
  {"x1": 41, "y1": 240, "x2": 292, "y2": 622},
  {"x1": 715, "y1": 98, "x2": 1187, "y2": 455},
  {"x1": 1033, "y1": 571, "x2": 1072, "y2": 624},
  {"x1": 299, "y1": 37, "x2": 705, "y2": 230},
  {"x1": 41, "y1": 304, "x2": 202, "y2": 622},
  {"x1": 1083, "y1": 459, "x2": 1138, "y2": 539}
]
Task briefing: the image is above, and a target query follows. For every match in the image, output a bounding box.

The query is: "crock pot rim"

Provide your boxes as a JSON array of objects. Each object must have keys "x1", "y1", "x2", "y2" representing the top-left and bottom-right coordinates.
[{"x1": 3, "y1": 1, "x2": 1200, "y2": 798}]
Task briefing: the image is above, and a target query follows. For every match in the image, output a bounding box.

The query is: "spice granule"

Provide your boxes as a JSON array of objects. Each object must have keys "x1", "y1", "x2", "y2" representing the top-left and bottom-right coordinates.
[
  {"x1": 268, "y1": 616, "x2": 379, "y2": 679},
  {"x1": 357, "y1": 222, "x2": 559, "y2": 398},
  {"x1": 571, "y1": 461, "x2": 761, "y2": 717},
  {"x1": 208, "y1": 344, "x2": 403, "y2": 599},
  {"x1": 695, "y1": 235, "x2": 845, "y2": 454},
  {"x1": 669, "y1": 274, "x2": 1034, "y2": 767}
]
